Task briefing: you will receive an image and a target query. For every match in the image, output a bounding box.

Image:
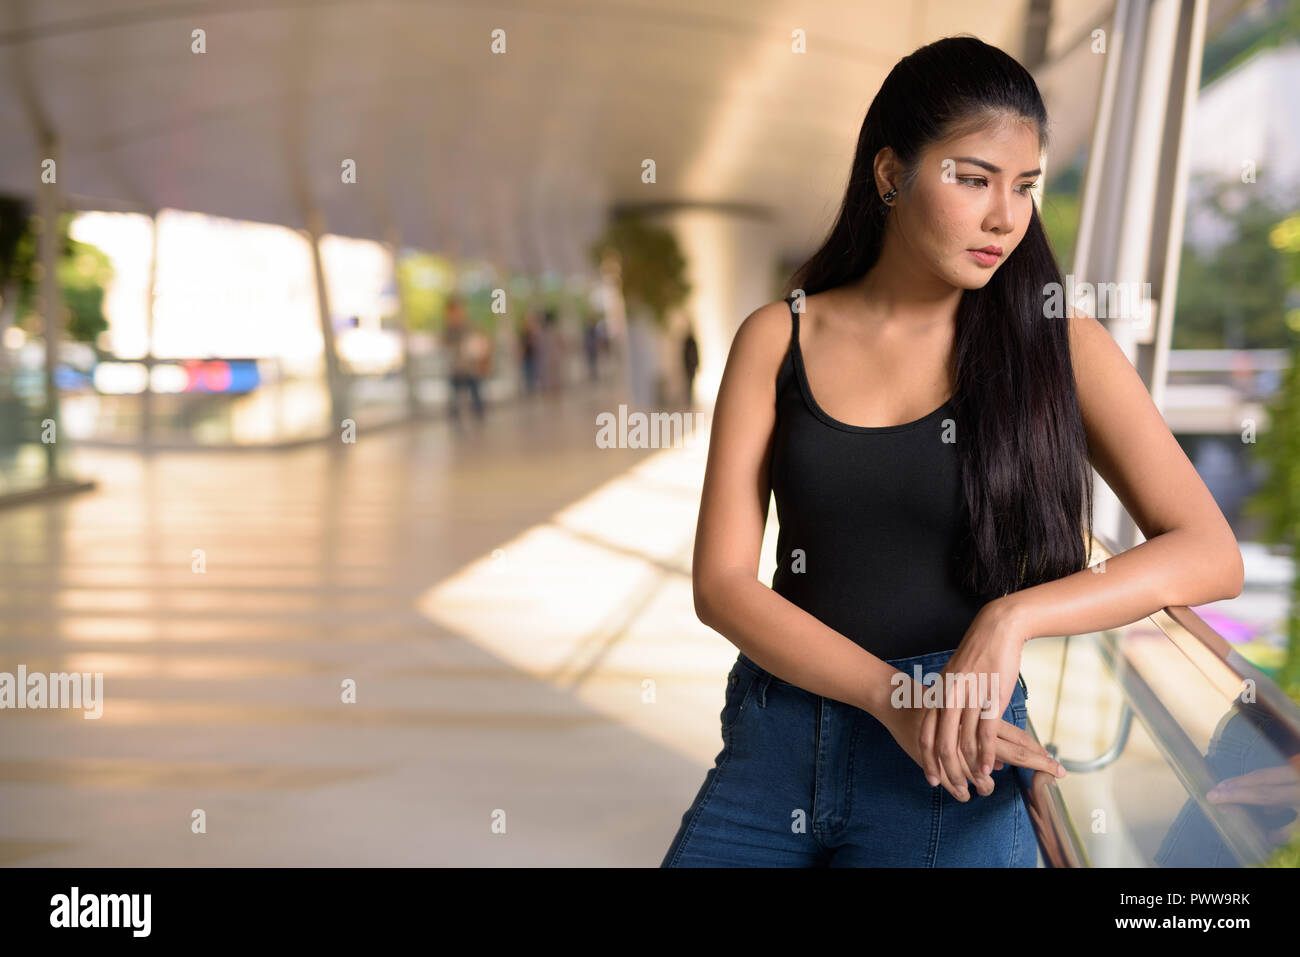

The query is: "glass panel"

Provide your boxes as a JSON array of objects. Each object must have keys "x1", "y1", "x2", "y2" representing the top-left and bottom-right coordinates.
[
  {"x1": 1023, "y1": 624, "x2": 1300, "y2": 867},
  {"x1": 0, "y1": 361, "x2": 55, "y2": 494}
]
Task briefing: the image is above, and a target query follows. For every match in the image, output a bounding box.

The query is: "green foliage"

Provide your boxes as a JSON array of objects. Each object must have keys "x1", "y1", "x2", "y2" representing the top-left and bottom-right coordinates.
[
  {"x1": 458, "y1": 287, "x2": 502, "y2": 332},
  {"x1": 1263, "y1": 825, "x2": 1300, "y2": 867},
  {"x1": 1275, "y1": 212, "x2": 1300, "y2": 291},
  {"x1": 0, "y1": 206, "x2": 111, "y2": 346},
  {"x1": 395, "y1": 252, "x2": 456, "y2": 333},
  {"x1": 0, "y1": 195, "x2": 28, "y2": 289},
  {"x1": 57, "y1": 239, "x2": 112, "y2": 344},
  {"x1": 1040, "y1": 184, "x2": 1081, "y2": 273},
  {"x1": 1242, "y1": 329, "x2": 1300, "y2": 692},
  {"x1": 1238, "y1": 201, "x2": 1300, "y2": 701},
  {"x1": 588, "y1": 213, "x2": 690, "y2": 326},
  {"x1": 1201, "y1": 0, "x2": 1300, "y2": 87},
  {"x1": 1175, "y1": 182, "x2": 1298, "y2": 349}
]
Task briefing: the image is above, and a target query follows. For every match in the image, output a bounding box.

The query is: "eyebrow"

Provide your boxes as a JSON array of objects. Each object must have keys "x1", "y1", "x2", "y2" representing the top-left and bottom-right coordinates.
[{"x1": 954, "y1": 156, "x2": 1041, "y2": 178}]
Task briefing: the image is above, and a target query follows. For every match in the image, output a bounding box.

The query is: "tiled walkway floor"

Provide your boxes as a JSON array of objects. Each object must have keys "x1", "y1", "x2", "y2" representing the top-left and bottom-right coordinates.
[{"x1": 0, "y1": 382, "x2": 736, "y2": 866}]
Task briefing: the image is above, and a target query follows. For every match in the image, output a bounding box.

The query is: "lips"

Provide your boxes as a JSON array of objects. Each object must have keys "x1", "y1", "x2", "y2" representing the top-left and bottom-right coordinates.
[{"x1": 968, "y1": 248, "x2": 1000, "y2": 267}]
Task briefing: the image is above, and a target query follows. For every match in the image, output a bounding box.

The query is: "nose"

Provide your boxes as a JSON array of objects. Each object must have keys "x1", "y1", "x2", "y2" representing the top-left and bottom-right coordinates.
[{"x1": 984, "y1": 186, "x2": 1016, "y2": 235}]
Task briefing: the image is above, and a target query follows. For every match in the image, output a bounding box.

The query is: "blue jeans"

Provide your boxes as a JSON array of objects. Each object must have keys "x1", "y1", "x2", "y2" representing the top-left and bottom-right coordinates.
[
  {"x1": 661, "y1": 648, "x2": 1037, "y2": 867},
  {"x1": 449, "y1": 373, "x2": 484, "y2": 422}
]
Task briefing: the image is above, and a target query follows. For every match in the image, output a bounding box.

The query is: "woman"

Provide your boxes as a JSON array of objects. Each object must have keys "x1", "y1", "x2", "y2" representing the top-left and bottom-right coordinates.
[{"x1": 661, "y1": 36, "x2": 1243, "y2": 867}]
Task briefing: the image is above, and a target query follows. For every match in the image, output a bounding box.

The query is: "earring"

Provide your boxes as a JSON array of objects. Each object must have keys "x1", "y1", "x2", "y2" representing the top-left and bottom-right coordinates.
[{"x1": 882, "y1": 187, "x2": 898, "y2": 204}]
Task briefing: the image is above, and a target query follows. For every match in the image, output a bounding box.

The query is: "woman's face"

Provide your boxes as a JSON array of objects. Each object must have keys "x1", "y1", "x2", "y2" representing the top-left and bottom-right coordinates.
[{"x1": 890, "y1": 119, "x2": 1042, "y2": 290}]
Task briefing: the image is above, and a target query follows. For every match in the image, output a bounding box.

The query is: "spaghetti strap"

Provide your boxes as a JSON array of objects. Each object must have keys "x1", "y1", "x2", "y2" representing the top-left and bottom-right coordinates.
[{"x1": 775, "y1": 296, "x2": 799, "y2": 397}]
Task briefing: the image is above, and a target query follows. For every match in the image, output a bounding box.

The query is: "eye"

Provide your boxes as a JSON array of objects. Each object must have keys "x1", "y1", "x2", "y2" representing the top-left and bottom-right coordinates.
[{"x1": 959, "y1": 176, "x2": 1038, "y2": 194}]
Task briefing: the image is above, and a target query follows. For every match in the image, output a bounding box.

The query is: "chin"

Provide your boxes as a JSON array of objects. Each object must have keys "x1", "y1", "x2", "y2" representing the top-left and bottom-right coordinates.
[{"x1": 955, "y1": 270, "x2": 994, "y2": 290}]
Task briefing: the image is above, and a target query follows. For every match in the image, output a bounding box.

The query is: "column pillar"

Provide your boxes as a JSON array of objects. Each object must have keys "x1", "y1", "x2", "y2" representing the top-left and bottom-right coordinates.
[
  {"x1": 384, "y1": 225, "x2": 420, "y2": 417},
  {"x1": 141, "y1": 208, "x2": 160, "y2": 447},
  {"x1": 38, "y1": 130, "x2": 63, "y2": 478},
  {"x1": 305, "y1": 207, "x2": 347, "y2": 430},
  {"x1": 620, "y1": 202, "x2": 780, "y2": 415}
]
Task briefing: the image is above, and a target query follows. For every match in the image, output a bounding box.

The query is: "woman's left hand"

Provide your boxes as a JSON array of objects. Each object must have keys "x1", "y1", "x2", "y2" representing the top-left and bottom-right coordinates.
[{"x1": 919, "y1": 600, "x2": 1028, "y2": 799}]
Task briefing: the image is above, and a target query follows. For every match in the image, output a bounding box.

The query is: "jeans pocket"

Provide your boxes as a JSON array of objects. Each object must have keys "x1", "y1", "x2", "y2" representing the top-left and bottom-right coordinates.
[
  {"x1": 720, "y1": 660, "x2": 761, "y2": 737},
  {"x1": 1009, "y1": 703, "x2": 1028, "y2": 729},
  {"x1": 1010, "y1": 679, "x2": 1028, "y2": 728}
]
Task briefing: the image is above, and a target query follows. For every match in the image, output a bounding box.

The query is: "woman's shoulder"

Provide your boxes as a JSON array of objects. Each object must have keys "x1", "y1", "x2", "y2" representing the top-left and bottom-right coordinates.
[
  {"x1": 730, "y1": 298, "x2": 797, "y2": 360},
  {"x1": 713, "y1": 299, "x2": 797, "y2": 398}
]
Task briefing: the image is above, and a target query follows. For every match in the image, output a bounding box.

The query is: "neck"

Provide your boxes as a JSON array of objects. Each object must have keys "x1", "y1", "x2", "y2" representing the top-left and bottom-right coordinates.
[{"x1": 846, "y1": 224, "x2": 964, "y2": 328}]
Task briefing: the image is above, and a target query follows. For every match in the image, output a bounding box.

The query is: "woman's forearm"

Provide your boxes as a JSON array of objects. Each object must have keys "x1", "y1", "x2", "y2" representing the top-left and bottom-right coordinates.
[
  {"x1": 994, "y1": 526, "x2": 1245, "y2": 644},
  {"x1": 696, "y1": 569, "x2": 901, "y2": 720}
]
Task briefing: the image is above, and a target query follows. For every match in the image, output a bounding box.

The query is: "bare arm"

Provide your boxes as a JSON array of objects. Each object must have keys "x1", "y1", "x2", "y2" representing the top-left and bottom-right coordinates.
[
  {"x1": 692, "y1": 301, "x2": 901, "y2": 720},
  {"x1": 995, "y1": 309, "x2": 1245, "y2": 644}
]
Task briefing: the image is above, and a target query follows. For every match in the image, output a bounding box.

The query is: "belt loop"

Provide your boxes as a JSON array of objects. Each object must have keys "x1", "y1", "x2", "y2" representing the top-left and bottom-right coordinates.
[{"x1": 757, "y1": 671, "x2": 773, "y2": 708}]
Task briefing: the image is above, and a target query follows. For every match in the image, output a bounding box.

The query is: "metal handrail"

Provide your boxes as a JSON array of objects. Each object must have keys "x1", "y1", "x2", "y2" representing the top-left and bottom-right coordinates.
[
  {"x1": 1015, "y1": 527, "x2": 1300, "y2": 867},
  {"x1": 1090, "y1": 529, "x2": 1300, "y2": 746},
  {"x1": 1015, "y1": 716, "x2": 1093, "y2": 867},
  {"x1": 1057, "y1": 692, "x2": 1136, "y2": 773}
]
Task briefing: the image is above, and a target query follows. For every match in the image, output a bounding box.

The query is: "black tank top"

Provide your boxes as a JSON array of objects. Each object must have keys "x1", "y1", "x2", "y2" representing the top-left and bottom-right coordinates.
[{"x1": 768, "y1": 295, "x2": 986, "y2": 661}]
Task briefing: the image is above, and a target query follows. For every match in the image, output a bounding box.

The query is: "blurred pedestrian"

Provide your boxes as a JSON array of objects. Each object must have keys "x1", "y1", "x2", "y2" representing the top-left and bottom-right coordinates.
[
  {"x1": 441, "y1": 295, "x2": 486, "y2": 428},
  {"x1": 538, "y1": 309, "x2": 565, "y2": 397},
  {"x1": 682, "y1": 327, "x2": 699, "y2": 406},
  {"x1": 583, "y1": 312, "x2": 600, "y2": 383},
  {"x1": 520, "y1": 309, "x2": 542, "y2": 396}
]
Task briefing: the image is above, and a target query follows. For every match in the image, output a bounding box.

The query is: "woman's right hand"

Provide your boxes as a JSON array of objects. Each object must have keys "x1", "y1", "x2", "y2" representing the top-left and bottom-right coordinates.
[{"x1": 878, "y1": 685, "x2": 1066, "y2": 802}]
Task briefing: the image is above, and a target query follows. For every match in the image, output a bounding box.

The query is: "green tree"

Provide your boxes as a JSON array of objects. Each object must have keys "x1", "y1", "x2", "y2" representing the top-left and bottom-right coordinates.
[
  {"x1": 0, "y1": 205, "x2": 111, "y2": 346},
  {"x1": 1040, "y1": 186, "x2": 1082, "y2": 274},
  {"x1": 0, "y1": 196, "x2": 28, "y2": 295},
  {"x1": 1242, "y1": 206, "x2": 1300, "y2": 700},
  {"x1": 1249, "y1": 320, "x2": 1300, "y2": 867},
  {"x1": 1174, "y1": 181, "x2": 1298, "y2": 349},
  {"x1": 1201, "y1": 0, "x2": 1300, "y2": 86},
  {"x1": 57, "y1": 238, "x2": 113, "y2": 345},
  {"x1": 1244, "y1": 342, "x2": 1300, "y2": 693},
  {"x1": 588, "y1": 213, "x2": 690, "y2": 326},
  {"x1": 394, "y1": 252, "x2": 456, "y2": 333}
]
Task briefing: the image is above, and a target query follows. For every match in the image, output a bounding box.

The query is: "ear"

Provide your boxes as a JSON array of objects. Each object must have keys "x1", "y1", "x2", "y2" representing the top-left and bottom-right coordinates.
[{"x1": 872, "y1": 146, "x2": 901, "y2": 196}]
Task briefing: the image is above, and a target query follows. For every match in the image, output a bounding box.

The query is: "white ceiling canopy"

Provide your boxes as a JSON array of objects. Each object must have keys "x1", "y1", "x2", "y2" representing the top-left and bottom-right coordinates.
[{"x1": 0, "y1": 0, "x2": 1248, "y2": 277}]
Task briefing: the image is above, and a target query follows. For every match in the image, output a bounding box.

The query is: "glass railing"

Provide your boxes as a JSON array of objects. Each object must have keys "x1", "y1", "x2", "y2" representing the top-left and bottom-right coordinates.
[
  {"x1": 1017, "y1": 530, "x2": 1300, "y2": 867},
  {"x1": 0, "y1": 363, "x2": 83, "y2": 501}
]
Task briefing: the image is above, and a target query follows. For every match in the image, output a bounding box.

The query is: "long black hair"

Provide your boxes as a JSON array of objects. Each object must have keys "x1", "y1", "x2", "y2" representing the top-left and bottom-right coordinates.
[{"x1": 787, "y1": 35, "x2": 1093, "y2": 602}]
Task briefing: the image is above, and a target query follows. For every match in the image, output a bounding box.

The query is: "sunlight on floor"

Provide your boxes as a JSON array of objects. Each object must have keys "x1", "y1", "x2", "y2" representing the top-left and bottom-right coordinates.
[{"x1": 413, "y1": 416, "x2": 768, "y2": 762}]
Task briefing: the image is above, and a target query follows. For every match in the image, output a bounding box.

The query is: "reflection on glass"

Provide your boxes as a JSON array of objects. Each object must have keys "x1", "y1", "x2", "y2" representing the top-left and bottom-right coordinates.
[
  {"x1": 1030, "y1": 626, "x2": 1300, "y2": 867},
  {"x1": 1155, "y1": 698, "x2": 1299, "y2": 866}
]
